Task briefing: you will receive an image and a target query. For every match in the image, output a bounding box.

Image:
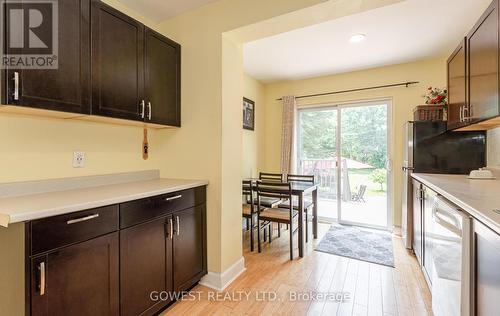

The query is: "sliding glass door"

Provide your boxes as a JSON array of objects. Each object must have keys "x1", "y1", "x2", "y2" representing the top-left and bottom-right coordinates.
[
  {"x1": 297, "y1": 100, "x2": 391, "y2": 229},
  {"x1": 297, "y1": 108, "x2": 339, "y2": 220}
]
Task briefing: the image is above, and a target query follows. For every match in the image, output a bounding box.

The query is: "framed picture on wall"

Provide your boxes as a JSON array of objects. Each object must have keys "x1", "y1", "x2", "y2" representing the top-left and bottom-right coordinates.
[{"x1": 243, "y1": 97, "x2": 255, "y2": 131}]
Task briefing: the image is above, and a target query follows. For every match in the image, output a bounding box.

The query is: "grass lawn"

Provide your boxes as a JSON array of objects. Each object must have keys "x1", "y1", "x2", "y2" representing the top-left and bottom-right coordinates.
[{"x1": 348, "y1": 169, "x2": 386, "y2": 197}]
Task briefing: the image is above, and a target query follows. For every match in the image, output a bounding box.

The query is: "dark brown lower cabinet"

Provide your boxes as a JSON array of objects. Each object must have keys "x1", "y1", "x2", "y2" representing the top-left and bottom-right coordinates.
[
  {"x1": 120, "y1": 217, "x2": 173, "y2": 316},
  {"x1": 27, "y1": 186, "x2": 207, "y2": 316},
  {"x1": 173, "y1": 205, "x2": 205, "y2": 291},
  {"x1": 30, "y1": 233, "x2": 119, "y2": 316}
]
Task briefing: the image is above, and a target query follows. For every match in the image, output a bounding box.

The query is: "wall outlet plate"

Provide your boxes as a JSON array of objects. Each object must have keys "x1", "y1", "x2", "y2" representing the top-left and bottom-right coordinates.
[{"x1": 73, "y1": 151, "x2": 85, "y2": 168}]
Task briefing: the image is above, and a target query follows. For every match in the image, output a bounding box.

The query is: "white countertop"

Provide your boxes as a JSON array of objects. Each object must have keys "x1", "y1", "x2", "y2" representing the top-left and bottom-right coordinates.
[
  {"x1": 412, "y1": 173, "x2": 500, "y2": 233},
  {"x1": 0, "y1": 177, "x2": 208, "y2": 227}
]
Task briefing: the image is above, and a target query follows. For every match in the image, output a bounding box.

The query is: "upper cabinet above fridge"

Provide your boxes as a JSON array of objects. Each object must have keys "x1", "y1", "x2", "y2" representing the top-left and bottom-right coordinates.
[{"x1": 447, "y1": 0, "x2": 500, "y2": 131}]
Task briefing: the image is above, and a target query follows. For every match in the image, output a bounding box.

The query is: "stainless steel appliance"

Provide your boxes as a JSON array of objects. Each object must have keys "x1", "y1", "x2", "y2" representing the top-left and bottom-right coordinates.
[
  {"x1": 427, "y1": 196, "x2": 471, "y2": 316},
  {"x1": 401, "y1": 121, "x2": 485, "y2": 249}
]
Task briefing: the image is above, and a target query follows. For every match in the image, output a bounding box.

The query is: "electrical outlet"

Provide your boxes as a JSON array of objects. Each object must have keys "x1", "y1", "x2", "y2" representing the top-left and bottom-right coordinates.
[{"x1": 73, "y1": 151, "x2": 85, "y2": 168}]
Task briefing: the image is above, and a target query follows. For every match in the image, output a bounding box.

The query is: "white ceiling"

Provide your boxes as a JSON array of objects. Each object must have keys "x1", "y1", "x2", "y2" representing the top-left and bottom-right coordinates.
[
  {"x1": 116, "y1": 0, "x2": 217, "y2": 22},
  {"x1": 244, "y1": 0, "x2": 492, "y2": 83}
]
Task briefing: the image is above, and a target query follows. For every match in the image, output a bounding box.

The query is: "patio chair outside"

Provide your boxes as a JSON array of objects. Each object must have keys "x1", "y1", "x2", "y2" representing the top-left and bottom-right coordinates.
[{"x1": 351, "y1": 184, "x2": 367, "y2": 203}]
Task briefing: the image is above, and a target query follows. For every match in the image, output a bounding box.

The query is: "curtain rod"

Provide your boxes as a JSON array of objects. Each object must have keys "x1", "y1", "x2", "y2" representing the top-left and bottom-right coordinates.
[{"x1": 275, "y1": 81, "x2": 419, "y2": 101}]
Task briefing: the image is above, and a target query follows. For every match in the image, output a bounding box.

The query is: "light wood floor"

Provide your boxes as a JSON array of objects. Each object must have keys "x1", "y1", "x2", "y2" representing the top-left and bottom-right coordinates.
[{"x1": 162, "y1": 223, "x2": 432, "y2": 316}]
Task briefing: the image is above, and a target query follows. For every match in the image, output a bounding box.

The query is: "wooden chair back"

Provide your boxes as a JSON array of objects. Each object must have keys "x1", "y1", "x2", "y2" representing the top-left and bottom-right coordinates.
[
  {"x1": 259, "y1": 172, "x2": 284, "y2": 182},
  {"x1": 242, "y1": 179, "x2": 254, "y2": 209},
  {"x1": 256, "y1": 181, "x2": 292, "y2": 211},
  {"x1": 286, "y1": 174, "x2": 315, "y2": 184}
]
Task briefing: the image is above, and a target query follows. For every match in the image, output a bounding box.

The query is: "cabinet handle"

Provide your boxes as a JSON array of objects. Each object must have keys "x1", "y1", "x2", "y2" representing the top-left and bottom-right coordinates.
[
  {"x1": 164, "y1": 195, "x2": 182, "y2": 202},
  {"x1": 66, "y1": 213, "x2": 99, "y2": 225},
  {"x1": 176, "y1": 216, "x2": 180, "y2": 236},
  {"x1": 464, "y1": 105, "x2": 472, "y2": 121},
  {"x1": 170, "y1": 218, "x2": 174, "y2": 239},
  {"x1": 140, "y1": 100, "x2": 145, "y2": 119},
  {"x1": 13, "y1": 72, "x2": 19, "y2": 100},
  {"x1": 147, "y1": 102, "x2": 152, "y2": 120},
  {"x1": 459, "y1": 105, "x2": 463, "y2": 122},
  {"x1": 39, "y1": 262, "x2": 46, "y2": 296}
]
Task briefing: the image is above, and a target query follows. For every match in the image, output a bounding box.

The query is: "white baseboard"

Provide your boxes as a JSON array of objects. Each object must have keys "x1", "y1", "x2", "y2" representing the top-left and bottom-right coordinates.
[{"x1": 199, "y1": 257, "x2": 246, "y2": 291}]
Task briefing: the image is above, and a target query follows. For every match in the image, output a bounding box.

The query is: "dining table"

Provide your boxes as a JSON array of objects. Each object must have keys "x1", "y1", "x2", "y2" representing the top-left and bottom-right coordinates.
[{"x1": 245, "y1": 178, "x2": 318, "y2": 258}]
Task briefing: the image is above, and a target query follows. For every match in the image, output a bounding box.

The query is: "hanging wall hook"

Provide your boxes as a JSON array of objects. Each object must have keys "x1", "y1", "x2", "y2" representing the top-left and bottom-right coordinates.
[{"x1": 143, "y1": 128, "x2": 149, "y2": 160}]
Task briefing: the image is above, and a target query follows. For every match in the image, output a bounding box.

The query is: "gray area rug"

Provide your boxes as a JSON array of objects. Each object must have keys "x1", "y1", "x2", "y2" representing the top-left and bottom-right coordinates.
[{"x1": 315, "y1": 224, "x2": 395, "y2": 267}]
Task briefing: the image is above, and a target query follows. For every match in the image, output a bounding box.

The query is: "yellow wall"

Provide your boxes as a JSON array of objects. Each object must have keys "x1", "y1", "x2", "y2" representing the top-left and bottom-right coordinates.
[
  {"x1": 262, "y1": 58, "x2": 447, "y2": 227},
  {"x1": 242, "y1": 74, "x2": 265, "y2": 178}
]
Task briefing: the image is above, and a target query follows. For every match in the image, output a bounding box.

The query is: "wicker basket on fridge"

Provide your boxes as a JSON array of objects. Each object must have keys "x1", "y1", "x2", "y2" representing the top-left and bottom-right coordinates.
[{"x1": 413, "y1": 105, "x2": 445, "y2": 121}]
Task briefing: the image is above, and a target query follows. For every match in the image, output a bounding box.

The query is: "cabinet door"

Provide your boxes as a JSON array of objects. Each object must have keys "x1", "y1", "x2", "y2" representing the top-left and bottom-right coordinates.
[
  {"x1": 173, "y1": 205, "x2": 205, "y2": 291},
  {"x1": 91, "y1": 0, "x2": 144, "y2": 121},
  {"x1": 31, "y1": 233, "x2": 119, "y2": 316},
  {"x1": 447, "y1": 38, "x2": 468, "y2": 130},
  {"x1": 412, "y1": 180, "x2": 423, "y2": 265},
  {"x1": 473, "y1": 220, "x2": 500, "y2": 316},
  {"x1": 120, "y1": 217, "x2": 173, "y2": 316},
  {"x1": 467, "y1": 0, "x2": 499, "y2": 123},
  {"x1": 5, "y1": 0, "x2": 90, "y2": 114},
  {"x1": 145, "y1": 28, "x2": 181, "y2": 126}
]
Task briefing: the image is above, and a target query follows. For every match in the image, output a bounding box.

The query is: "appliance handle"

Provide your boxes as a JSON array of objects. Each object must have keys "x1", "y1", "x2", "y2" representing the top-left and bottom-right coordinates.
[{"x1": 432, "y1": 199, "x2": 462, "y2": 237}]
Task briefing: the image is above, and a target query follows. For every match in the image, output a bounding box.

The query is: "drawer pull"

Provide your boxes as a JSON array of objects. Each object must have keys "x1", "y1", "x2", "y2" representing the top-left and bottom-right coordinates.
[
  {"x1": 176, "y1": 216, "x2": 180, "y2": 236},
  {"x1": 66, "y1": 214, "x2": 99, "y2": 225},
  {"x1": 165, "y1": 195, "x2": 182, "y2": 202},
  {"x1": 39, "y1": 262, "x2": 46, "y2": 296}
]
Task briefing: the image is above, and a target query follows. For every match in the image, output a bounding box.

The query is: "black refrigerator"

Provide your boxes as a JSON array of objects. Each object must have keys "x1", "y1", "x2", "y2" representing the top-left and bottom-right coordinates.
[{"x1": 401, "y1": 121, "x2": 486, "y2": 249}]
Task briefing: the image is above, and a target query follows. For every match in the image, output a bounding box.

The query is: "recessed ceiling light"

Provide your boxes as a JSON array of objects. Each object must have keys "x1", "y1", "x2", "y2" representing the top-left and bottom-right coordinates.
[{"x1": 349, "y1": 34, "x2": 366, "y2": 43}]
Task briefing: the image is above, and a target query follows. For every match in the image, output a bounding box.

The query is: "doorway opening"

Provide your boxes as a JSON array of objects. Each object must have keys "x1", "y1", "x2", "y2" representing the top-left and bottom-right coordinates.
[{"x1": 297, "y1": 100, "x2": 392, "y2": 229}]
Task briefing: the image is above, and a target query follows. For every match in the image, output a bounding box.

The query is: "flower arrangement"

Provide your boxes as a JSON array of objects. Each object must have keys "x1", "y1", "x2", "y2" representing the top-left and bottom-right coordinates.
[{"x1": 423, "y1": 87, "x2": 447, "y2": 105}]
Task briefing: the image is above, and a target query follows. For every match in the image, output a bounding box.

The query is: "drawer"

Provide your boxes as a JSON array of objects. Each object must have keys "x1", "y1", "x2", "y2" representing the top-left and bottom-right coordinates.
[
  {"x1": 120, "y1": 186, "x2": 206, "y2": 228},
  {"x1": 30, "y1": 205, "x2": 119, "y2": 255}
]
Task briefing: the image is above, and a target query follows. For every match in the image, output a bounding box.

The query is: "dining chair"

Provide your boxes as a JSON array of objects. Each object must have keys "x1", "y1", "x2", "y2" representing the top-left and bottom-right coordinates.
[
  {"x1": 242, "y1": 180, "x2": 269, "y2": 252},
  {"x1": 256, "y1": 181, "x2": 299, "y2": 260},
  {"x1": 279, "y1": 174, "x2": 315, "y2": 243},
  {"x1": 246, "y1": 172, "x2": 285, "y2": 208},
  {"x1": 242, "y1": 180, "x2": 256, "y2": 251}
]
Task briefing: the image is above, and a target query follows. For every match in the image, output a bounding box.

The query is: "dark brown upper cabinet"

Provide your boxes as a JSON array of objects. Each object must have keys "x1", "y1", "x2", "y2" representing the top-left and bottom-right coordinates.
[
  {"x1": 447, "y1": 0, "x2": 500, "y2": 131},
  {"x1": 467, "y1": 0, "x2": 499, "y2": 124},
  {"x1": 91, "y1": 1, "x2": 181, "y2": 126},
  {"x1": 447, "y1": 38, "x2": 468, "y2": 130},
  {"x1": 4, "y1": 0, "x2": 91, "y2": 114},
  {"x1": 91, "y1": 0, "x2": 145, "y2": 121},
  {"x1": 145, "y1": 28, "x2": 181, "y2": 126}
]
